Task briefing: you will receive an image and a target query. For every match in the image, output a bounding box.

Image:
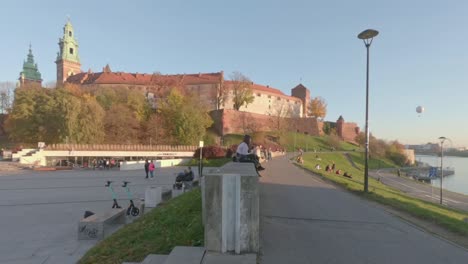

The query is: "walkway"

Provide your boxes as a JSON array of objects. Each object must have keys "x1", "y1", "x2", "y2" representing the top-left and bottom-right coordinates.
[
  {"x1": 0, "y1": 166, "x2": 194, "y2": 264},
  {"x1": 259, "y1": 156, "x2": 468, "y2": 263},
  {"x1": 372, "y1": 169, "x2": 468, "y2": 211}
]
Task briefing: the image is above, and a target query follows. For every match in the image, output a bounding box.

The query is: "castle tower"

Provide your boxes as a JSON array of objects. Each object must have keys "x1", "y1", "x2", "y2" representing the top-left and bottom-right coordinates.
[
  {"x1": 291, "y1": 83, "x2": 310, "y2": 117},
  {"x1": 55, "y1": 19, "x2": 81, "y2": 85},
  {"x1": 336, "y1": 115, "x2": 345, "y2": 139},
  {"x1": 18, "y1": 44, "x2": 42, "y2": 88}
]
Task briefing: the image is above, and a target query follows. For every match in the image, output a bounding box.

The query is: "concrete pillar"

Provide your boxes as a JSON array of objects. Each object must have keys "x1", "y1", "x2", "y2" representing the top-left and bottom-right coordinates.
[
  {"x1": 203, "y1": 163, "x2": 259, "y2": 254},
  {"x1": 145, "y1": 187, "x2": 162, "y2": 208}
]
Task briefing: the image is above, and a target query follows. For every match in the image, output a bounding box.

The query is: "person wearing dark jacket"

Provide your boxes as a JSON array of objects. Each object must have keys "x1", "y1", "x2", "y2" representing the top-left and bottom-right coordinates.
[{"x1": 144, "y1": 160, "x2": 149, "y2": 179}]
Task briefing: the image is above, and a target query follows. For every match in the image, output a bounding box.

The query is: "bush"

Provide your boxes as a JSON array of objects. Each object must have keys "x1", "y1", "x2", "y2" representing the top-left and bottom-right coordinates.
[
  {"x1": 193, "y1": 146, "x2": 226, "y2": 159},
  {"x1": 387, "y1": 151, "x2": 408, "y2": 166},
  {"x1": 226, "y1": 144, "x2": 238, "y2": 158},
  {"x1": 203, "y1": 131, "x2": 218, "y2": 146}
]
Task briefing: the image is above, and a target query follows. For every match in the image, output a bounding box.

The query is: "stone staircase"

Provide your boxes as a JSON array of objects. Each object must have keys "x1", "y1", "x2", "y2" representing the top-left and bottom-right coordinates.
[
  {"x1": 122, "y1": 246, "x2": 256, "y2": 264},
  {"x1": 122, "y1": 246, "x2": 204, "y2": 264}
]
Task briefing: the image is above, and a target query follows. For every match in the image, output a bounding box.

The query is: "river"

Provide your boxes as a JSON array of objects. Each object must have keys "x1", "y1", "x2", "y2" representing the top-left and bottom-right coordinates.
[{"x1": 416, "y1": 155, "x2": 468, "y2": 195}]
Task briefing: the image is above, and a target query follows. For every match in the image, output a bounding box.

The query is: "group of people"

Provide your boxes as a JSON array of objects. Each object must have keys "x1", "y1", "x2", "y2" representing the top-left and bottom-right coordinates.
[
  {"x1": 296, "y1": 148, "x2": 304, "y2": 164},
  {"x1": 144, "y1": 160, "x2": 156, "y2": 179},
  {"x1": 314, "y1": 162, "x2": 352, "y2": 178},
  {"x1": 235, "y1": 135, "x2": 266, "y2": 172},
  {"x1": 175, "y1": 166, "x2": 194, "y2": 182},
  {"x1": 92, "y1": 158, "x2": 117, "y2": 170}
]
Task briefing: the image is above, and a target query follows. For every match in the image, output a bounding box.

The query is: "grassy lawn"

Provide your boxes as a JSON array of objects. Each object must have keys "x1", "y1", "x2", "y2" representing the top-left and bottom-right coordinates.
[
  {"x1": 78, "y1": 188, "x2": 203, "y2": 264},
  {"x1": 302, "y1": 152, "x2": 468, "y2": 235},
  {"x1": 223, "y1": 132, "x2": 361, "y2": 152},
  {"x1": 346, "y1": 151, "x2": 398, "y2": 169}
]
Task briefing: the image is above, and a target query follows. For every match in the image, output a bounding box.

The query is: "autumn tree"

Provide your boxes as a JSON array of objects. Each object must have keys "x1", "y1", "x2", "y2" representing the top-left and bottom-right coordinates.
[
  {"x1": 0, "y1": 82, "x2": 14, "y2": 114},
  {"x1": 230, "y1": 72, "x2": 254, "y2": 110},
  {"x1": 268, "y1": 102, "x2": 291, "y2": 137},
  {"x1": 322, "y1": 122, "x2": 336, "y2": 136},
  {"x1": 75, "y1": 94, "x2": 105, "y2": 143},
  {"x1": 5, "y1": 87, "x2": 43, "y2": 143},
  {"x1": 308, "y1": 96, "x2": 327, "y2": 120},
  {"x1": 5, "y1": 87, "x2": 105, "y2": 144},
  {"x1": 126, "y1": 89, "x2": 151, "y2": 122},
  {"x1": 103, "y1": 104, "x2": 140, "y2": 144},
  {"x1": 158, "y1": 89, "x2": 213, "y2": 145},
  {"x1": 216, "y1": 81, "x2": 229, "y2": 110},
  {"x1": 95, "y1": 87, "x2": 118, "y2": 110}
]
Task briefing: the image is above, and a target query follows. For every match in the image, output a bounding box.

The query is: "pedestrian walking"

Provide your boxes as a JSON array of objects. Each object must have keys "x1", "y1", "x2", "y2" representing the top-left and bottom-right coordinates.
[{"x1": 144, "y1": 160, "x2": 149, "y2": 178}]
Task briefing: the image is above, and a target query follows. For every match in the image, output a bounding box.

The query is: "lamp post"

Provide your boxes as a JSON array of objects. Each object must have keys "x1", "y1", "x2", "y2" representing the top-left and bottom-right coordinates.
[
  {"x1": 438, "y1": 136, "x2": 447, "y2": 205},
  {"x1": 358, "y1": 29, "x2": 379, "y2": 193}
]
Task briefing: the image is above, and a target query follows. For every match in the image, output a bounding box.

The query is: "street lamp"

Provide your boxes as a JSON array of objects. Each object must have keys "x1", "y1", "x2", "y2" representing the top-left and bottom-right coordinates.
[
  {"x1": 438, "y1": 136, "x2": 447, "y2": 205},
  {"x1": 358, "y1": 29, "x2": 379, "y2": 193}
]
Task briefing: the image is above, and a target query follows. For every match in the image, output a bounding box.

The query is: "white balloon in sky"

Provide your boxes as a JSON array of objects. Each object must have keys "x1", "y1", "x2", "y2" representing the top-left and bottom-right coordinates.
[{"x1": 416, "y1": 106, "x2": 424, "y2": 114}]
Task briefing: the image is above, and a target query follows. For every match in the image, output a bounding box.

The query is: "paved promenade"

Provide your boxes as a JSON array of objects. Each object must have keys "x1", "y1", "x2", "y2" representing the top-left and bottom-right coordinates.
[
  {"x1": 259, "y1": 156, "x2": 468, "y2": 263},
  {"x1": 0, "y1": 165, "x2": 190, "y2": 264}
]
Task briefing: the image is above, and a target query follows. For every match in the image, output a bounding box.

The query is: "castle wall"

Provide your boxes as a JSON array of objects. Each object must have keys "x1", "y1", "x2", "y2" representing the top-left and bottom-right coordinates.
[
  {"x1": 223, "y1": 90, "x2": 302, "y2": 118},
  {"x1": 210, "y1": 109, "x2": 320, "y2": 136},
  {"x1": 79, "y1": 83, "x2": 219, "y2": 110},
  {"x1": 339, "y1": 122, "x2": 359, "y2": 142}
]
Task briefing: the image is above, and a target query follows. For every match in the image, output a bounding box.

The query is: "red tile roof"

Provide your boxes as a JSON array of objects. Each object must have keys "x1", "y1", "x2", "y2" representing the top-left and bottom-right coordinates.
[
  {"x1": 67, "y1": 71, "x2": 223, "y2": 86},
  {"x1": 224, "y1": 81, "x2": 285, "y2": 96}
]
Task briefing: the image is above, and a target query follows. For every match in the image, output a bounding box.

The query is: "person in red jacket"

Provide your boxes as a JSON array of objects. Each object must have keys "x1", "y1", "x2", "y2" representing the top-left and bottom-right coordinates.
[{"x1": 149, "y1": 160, "x2": 155, "y2": 178}]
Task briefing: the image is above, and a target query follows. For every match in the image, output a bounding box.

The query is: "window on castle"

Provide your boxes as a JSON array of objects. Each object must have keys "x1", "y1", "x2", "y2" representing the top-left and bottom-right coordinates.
[
  {"x1": 277, "y1": 97, "x2": 281, "y2": 100},
  {"x1": 257, "y1": 93, "x2": 261, "y2": 97},
  {"x1": 287, "y1": 99, "x2": 290, "y2": 102},
  {"x1": 69, "y1": 48, "x2": 74, "y2": 55},
  {"x1": 69, "y1": 31, "x2": 72, "y2": 37},
  {"x1": 268, "y1": 95, "x2": 271, "y2": 98}
]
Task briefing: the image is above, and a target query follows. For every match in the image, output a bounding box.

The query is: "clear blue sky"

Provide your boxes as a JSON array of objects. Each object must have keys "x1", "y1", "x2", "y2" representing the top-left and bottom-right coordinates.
[{"x1": 1, "y1": 0, "x2": 467, "y2": 147}]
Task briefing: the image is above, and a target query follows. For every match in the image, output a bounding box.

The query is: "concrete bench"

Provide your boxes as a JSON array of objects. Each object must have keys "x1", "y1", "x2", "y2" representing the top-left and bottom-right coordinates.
[
  {"x1": 164, "y1": 246, "x2": 205, "y2": 264},
  {"x1": 78, "y1": 208, "x2": 126, "y2": 240}
]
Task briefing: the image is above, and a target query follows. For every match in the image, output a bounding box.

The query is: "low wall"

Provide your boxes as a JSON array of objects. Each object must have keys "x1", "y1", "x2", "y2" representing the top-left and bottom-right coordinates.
[
  {"x1": 120, "y1": 159, "x2": 190, "y2": 170},
  {"x1": 18, "y1": 150, "x2": 195, "y2": 167}
]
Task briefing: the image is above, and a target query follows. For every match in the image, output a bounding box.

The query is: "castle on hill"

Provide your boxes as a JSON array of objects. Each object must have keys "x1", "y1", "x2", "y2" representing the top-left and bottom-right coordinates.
[{"x1": 17, "y1": 19, "x2": 360, "y2": 142}]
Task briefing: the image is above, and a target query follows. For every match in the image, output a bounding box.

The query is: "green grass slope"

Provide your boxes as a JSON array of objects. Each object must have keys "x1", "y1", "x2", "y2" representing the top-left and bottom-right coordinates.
[{"x1": 78, "y1": 189, "x2": 203, "y2": 264}]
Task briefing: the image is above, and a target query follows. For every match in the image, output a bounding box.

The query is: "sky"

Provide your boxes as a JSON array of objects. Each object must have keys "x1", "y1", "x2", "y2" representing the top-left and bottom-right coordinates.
[{"x1": 1, "y1": 0, "x2": 467, "y2": 147}]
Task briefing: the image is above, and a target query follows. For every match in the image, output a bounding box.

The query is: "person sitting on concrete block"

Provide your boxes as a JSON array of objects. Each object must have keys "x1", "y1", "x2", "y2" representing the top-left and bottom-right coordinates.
[{"x1": 236, "y1": 135, "x2": 265, "y2": 171}]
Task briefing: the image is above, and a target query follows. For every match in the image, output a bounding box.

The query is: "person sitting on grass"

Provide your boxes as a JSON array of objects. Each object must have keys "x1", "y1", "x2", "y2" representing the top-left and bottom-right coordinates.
[
  {"x1": 325, "y1": 164, "x2": 331, "y2": 172},
  {"x1": 335, "y1": 169, "x2": 342, "y2": 175},
  {"x1": 296, "y1": 156, "x2": 304, "y2": 164},
  {"x1": 343, "y1": 172, "x2": 352, "y2": 178},
  {"x1": 236, "y1": 135, "x2": 265, "y2": 171},
  {"x1": 315, "y1": 164, "x2": 321, "y2": 170}
]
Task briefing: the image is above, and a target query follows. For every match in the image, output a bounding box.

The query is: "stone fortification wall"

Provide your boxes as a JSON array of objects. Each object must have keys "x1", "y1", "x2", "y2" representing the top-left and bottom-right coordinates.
[
  {"x1": 338, "y1": 123, "x2": 359, "y2": 143},
  {"x1": 210, "y1": 109, "x2": 321, "y2": 136}
]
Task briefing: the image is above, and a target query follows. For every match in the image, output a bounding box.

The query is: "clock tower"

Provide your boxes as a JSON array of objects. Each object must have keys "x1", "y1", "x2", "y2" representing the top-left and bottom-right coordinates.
[{"x1": 55, "y1": 19, "x2": 81, "y2": 85}]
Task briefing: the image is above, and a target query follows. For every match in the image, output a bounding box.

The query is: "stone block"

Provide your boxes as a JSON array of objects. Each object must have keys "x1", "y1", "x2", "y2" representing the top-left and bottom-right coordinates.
[
  {"x1": 141, "y1": 254, "x2": 168, "y2": 264},
  {"x1": 203, "y1": 162, "x2": 259, "y2": 254},
  {"x1": 145, "y1": 187, "x2": 162, "y2": 208},
  {"x1": 77, "y1": 208, "x2": 125, "y2": 240},
  {"x1": 164, "y1": 246, "x2": 205, "y2": 264}
]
